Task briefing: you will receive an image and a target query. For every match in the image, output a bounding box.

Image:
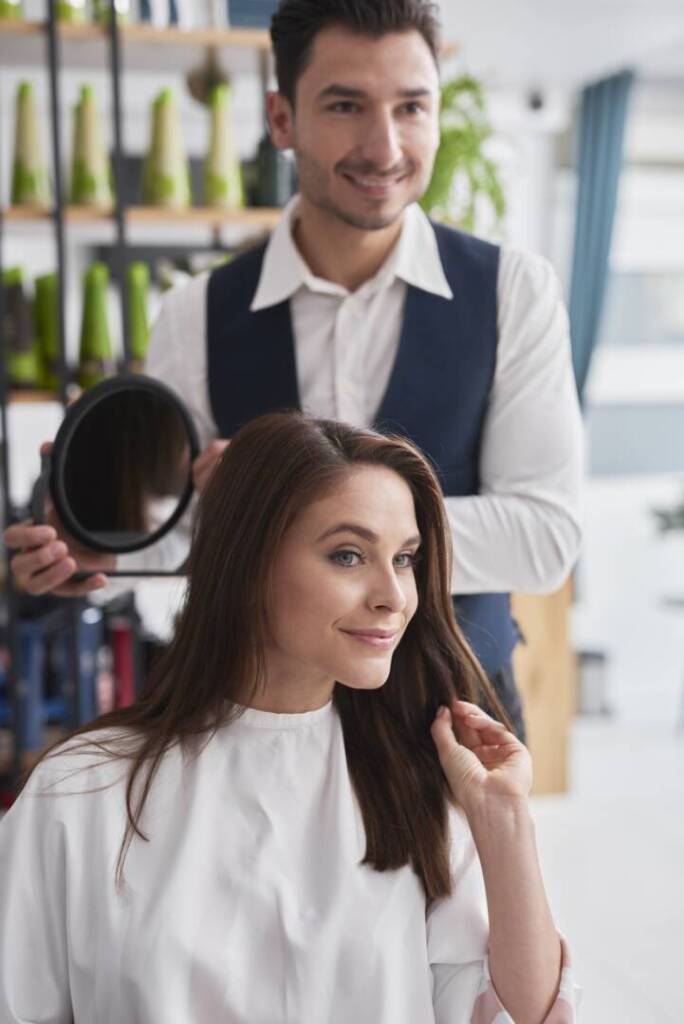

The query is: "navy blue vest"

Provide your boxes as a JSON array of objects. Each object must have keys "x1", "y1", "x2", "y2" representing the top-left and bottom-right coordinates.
[{"x1": 206, "y1": 223, "x2": 518, "y2": 675}]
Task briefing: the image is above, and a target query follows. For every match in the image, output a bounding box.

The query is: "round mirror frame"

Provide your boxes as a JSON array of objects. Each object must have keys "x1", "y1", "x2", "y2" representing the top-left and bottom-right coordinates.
[{"x1": 50, "y1": 374, "x2": 200, "y2": 555}]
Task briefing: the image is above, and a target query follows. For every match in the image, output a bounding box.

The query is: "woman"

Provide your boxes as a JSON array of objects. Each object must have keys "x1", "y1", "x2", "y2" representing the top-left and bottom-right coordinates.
[{"x1": 0, "y1": 413, "x2": 580, "y2": 1023}]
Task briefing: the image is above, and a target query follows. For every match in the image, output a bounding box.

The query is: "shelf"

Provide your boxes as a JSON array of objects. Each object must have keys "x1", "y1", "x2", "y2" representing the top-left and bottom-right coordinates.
[
  {"x1": 2, "y1": 205, "x2": 282, "y2": 231},
  {"x1": 7, "y1": 389, "x2": 60, "y2": 405},
  {"x1": 0, "y1": 19, "x2": 455, "y2": 71},
  {"x1": 0, "y1": 19, "x2": 272, "y2": 73},
  {"x1": 126, "y1": 206, "x2": 280, "y2": 228}
]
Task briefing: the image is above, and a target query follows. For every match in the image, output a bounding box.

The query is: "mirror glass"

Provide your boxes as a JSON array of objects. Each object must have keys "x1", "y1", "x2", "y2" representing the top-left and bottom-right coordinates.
[{"x1": 49, "y1": 375, "x2": 199, "y2": 575}]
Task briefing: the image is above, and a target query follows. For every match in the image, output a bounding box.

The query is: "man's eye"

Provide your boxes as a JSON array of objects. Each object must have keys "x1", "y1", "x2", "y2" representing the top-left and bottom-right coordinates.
[
  {"x1": 329, "y1": 101, "x2": 358, "y2": 113},
  {"x1": 331, "y1": 550, "x2": 363, "y2": 566},
  {"x1": 403, "y1": 102, "x2": 423, "y2": 115}
]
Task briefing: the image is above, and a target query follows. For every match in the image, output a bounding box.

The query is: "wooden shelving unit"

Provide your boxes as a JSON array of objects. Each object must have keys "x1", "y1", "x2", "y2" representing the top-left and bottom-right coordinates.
[
  {"x1": 0, "y1": 19, "x2": 454, "y2": 71},
  {"x1": 2, "y1": 205, "x2": 282, "y2": 230},
  {"x1": 0, "y1": 18, "x2": 272, "y2": 73},
  {"x1": 0, "y1": 18, "x2": 271, "y2": 45},
  {"x1": 0, "y1": 11, "x2": 285, "y2": 788},
  {"x1": 7, "y1": 389, "x2": 60, "y2": 405}
]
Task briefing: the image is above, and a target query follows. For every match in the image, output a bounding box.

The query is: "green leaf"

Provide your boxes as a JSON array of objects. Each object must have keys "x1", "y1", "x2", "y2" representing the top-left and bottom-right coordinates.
[{"x1": 420, "y1": 75, "x2": 506, "y2": 232}]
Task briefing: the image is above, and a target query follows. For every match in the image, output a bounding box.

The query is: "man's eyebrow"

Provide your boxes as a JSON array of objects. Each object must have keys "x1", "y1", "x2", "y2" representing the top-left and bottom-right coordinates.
[
  {"x1": 316, "y1": 523, "x2": 422, "y2": 547},
  {"x1": 317, "y1": 84, "x2": 433, "y2": 101}
]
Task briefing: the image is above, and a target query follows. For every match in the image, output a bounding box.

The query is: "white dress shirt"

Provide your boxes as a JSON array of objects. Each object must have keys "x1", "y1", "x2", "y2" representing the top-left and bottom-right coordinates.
[
  {"x1": 0, "y1": 702, "x2": 581, "y2": 1022},
  {"x1": 140, "y1": 197, "x2": 583, "y2": 594}
]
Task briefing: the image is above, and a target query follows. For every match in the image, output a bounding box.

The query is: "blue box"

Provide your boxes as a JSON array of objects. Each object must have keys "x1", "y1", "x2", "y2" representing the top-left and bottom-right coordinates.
[{"x1": 228, "y1": 0, "x2": 278, "y2": 29}]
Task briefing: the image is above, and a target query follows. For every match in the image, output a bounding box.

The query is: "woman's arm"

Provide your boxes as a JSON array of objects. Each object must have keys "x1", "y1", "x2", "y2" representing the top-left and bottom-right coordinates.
[
  {"x1": 431, "y1": 700, "x2": 571, "y2": 1024},
  {"x1": 467, "y1": 796, "x2": 561, "y2": 1023}
]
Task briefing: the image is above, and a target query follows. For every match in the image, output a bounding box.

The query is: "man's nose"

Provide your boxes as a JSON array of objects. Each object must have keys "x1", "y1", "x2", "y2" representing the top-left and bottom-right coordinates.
[{"x1": 358, "y1": 112, "x2": 404, "y2": 173}]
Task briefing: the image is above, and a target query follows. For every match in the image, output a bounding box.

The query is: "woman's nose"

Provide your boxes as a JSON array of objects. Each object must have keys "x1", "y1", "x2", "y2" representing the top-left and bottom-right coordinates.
[{"x1": 368, "y1": 567, "x2": 408, "y2": 613}]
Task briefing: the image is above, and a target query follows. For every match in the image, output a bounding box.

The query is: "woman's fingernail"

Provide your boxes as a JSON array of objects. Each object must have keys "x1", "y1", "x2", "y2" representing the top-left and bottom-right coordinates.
[{"x1": 435, "y1": 706, "x2": 448, "y2": 720}]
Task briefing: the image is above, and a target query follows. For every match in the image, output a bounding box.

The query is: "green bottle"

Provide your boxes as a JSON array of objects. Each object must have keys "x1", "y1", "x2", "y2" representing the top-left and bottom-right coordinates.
[
  {"x1": 34, "y1": 272, "x2": 61, "y2": 392},
  {"x1": 70, "y1": 85, "x2": 114, "y2": 207},
  {"x1": 0, "y1": 0, "x2": 23, "y2": 18},
  {"x1": 78, "y1": 262, "x2": 116, "y2": 390},
  {"x1": 2, "y1": 268, "x2": 40, "y2": 389},
  {"x1": 204, "y1": 83, "x2": 244, "y2": 209},
  {"x1": 127, "y1": 261, "x2": 150, "y2": 373},
  {"x1": 141, "y1": 89, "x2": 192, "y2": 209},
  {"x1": 11, "y1": 82, "x2": 51, "y2": 208},
  {"x1": 91, "y1": 0, "x2": 129, "y2": 24},
  {"x1": 255, "y1": 127, "x2": 297, "y2": 208},
  {"x1": 55, "y1": 0, "x2": 86, "y2": 22}
]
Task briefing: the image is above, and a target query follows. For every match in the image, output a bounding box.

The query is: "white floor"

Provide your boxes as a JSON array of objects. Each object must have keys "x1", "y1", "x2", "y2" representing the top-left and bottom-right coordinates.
[
  {"x1": 531, "y1": 713, "x2": 684, "y2": 1023},
  {"x1": 531, "y1": 471, "x2": 684, "y2": 1022}
]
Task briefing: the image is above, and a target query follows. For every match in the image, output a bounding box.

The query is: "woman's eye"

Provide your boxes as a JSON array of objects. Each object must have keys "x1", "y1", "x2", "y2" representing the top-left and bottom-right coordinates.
[
  {"x1": 331, "y1": 550, "x2": 363, "y2": 567},
  {"x1": 394, "y1": 552, "x2": 418, "y2": 569}
]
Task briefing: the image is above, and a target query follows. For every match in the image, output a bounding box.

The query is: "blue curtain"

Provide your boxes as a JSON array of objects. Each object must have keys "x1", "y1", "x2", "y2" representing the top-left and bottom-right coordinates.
[{"x1": 568, "y1": 69, "x2": 635, "y2": 403}]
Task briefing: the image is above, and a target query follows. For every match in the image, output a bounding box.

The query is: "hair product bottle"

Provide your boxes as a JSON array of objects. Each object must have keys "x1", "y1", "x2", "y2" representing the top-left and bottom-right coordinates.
[
  {"x1": 255, "y1": 126, "x2": 297, "y2": 207},
  {"x1": 55, "y1": 0, "x2": 87, "y2": 23},
  {"x1": 70, "y1": 85, "x2": 114, "y2": 207},
  {"x1": 204, "y1": 83, "x2": 244, "y2": 208},
  {"x1": 34, "y1": 272, "x2": 61, "y2": 392},
  {"x1": 0, "y1": 0, "x2": 23, "y2": 18},
  {"x1": 11, "y1": 82, "x2": 51, "y2": 207},
  {"x1": 141, "y1": 89, "x2": 192, "y2": 208},
  {"x1": 78, "y1": 262, "x2": 116, "y2": 390},
  {"x1": 127, "y1": 261, "x2": 150, "y2": 373},
  {"x1": 2, "y1": 267, "x2": 40, "y2": 389}
]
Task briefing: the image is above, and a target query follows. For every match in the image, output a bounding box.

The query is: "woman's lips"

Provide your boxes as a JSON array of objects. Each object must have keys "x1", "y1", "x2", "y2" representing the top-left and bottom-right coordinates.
[{"x1": 341, "y1": 629, "x2": 399, "y2": 650}]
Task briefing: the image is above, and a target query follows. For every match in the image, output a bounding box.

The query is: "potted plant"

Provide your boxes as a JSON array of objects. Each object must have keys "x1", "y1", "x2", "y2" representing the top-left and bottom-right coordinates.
[{"x1": 420, "y1": 75, "x2": 505, "y2": 233}]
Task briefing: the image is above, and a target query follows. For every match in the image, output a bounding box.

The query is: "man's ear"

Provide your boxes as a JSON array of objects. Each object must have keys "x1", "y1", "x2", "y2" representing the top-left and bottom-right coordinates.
[{"x1": 266, "y1": 90, "x2": 295, "y2": 151}]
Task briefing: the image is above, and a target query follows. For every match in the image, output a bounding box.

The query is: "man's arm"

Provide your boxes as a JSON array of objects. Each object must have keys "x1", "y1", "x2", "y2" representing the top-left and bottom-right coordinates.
[
  {"x1": 3, "y1": 273, "x2": 216, "y2": 593},
  {"x1": 446, "y1": 249, "x2": 583, "y2": 595}
]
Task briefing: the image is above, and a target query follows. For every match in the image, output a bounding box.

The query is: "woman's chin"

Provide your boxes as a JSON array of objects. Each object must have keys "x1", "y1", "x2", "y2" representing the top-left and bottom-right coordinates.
[{"x1": 336, "y1": 666, "x2": 391, "y2": 692}]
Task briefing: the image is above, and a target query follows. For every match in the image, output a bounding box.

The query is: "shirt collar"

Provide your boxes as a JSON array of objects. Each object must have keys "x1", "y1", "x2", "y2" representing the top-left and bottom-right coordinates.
[{"x1": 250, "y1": 195, "x2": 453, "y2": 312}]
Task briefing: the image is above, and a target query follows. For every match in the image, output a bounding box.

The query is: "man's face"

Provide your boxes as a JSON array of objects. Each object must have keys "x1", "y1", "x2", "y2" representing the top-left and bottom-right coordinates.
[{"x1": 268, "y1": 27, "x2": 441, "y2": 231}]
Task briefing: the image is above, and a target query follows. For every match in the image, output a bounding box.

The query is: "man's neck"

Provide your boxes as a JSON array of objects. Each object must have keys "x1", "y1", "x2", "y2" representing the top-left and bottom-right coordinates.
[{"x1": 292, "y1": 198, "x2": 405, "y2": 292}]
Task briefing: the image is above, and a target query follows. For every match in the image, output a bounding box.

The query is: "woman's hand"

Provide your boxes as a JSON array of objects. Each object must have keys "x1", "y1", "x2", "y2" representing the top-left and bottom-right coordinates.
[{"x1": 430, "y1": 700, "x2": 533, "y2": 814}]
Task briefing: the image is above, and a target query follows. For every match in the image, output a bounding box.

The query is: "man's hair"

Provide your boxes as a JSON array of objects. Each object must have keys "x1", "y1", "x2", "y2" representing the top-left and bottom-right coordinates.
[{"x1": 270, "y1": 0, "x2": 441, "y2": 106}]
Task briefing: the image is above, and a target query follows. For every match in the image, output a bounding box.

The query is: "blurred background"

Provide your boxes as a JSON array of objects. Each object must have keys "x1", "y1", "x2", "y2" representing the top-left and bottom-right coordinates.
[{"x1": 1, "y1": 1, "x2": 683, "y2": 1020}]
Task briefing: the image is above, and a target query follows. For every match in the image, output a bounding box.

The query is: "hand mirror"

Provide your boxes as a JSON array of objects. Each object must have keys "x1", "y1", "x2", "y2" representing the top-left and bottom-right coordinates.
[{"x1": 31, "y1": 374, "x2": 200, "y2": 577}]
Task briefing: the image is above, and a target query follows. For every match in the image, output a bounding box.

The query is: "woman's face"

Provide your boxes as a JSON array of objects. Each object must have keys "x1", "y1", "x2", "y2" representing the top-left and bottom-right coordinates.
[{"x1": 264, "y1": 465, "x2": 421, "y2": 707}]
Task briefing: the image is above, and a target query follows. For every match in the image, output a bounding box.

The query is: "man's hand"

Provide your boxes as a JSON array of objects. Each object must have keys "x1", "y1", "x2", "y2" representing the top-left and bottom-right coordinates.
[
  {"x1": 5, "y1": 516, "x2": 113, "y2": 596},
  {"x1": 192, "y1": 440, "x2": 230, "y2": 496},
  {"x1": 4, "y1": 440, "x2": 114, "y2": 597}
]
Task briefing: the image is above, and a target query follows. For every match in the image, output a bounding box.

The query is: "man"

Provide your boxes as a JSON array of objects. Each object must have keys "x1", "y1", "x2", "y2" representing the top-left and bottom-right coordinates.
[{"x1": 5, "y1": 0, "x2": 583, "y2": 740}]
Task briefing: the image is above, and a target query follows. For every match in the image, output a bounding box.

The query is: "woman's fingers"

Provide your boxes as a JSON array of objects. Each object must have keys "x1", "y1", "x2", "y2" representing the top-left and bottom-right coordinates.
[{"x1": 451, "y1": 700, "x2": 518, "y2": 747}]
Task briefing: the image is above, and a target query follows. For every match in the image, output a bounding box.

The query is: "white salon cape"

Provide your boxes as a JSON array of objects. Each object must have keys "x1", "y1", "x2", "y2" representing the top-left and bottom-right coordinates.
[{"x1": 0, "y1": 701, "x2": 579, "y2": 1023}]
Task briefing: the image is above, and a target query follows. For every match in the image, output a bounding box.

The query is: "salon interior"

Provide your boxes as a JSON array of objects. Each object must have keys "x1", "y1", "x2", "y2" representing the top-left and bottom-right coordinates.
[{"x1": 0, "y1": 1, "x2": 683, "y2": 1020}]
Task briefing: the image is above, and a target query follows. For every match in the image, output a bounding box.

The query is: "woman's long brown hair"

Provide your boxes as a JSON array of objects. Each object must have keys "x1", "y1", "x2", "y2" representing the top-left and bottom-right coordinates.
[{"x1": 25, "y1": 413, "x2": 513, "y2": 901}]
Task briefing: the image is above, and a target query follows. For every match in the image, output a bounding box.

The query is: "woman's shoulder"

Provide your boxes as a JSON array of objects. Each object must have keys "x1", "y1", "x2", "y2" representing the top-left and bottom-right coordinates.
[{"x1": 23, "y1": 726, "x2": 140, "y2": 798}]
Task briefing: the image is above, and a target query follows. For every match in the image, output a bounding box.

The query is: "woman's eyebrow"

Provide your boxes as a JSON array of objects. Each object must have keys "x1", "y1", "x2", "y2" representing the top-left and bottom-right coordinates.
[{"x1": 316, "y1": 523, "x2": 421, "y2": 547}]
